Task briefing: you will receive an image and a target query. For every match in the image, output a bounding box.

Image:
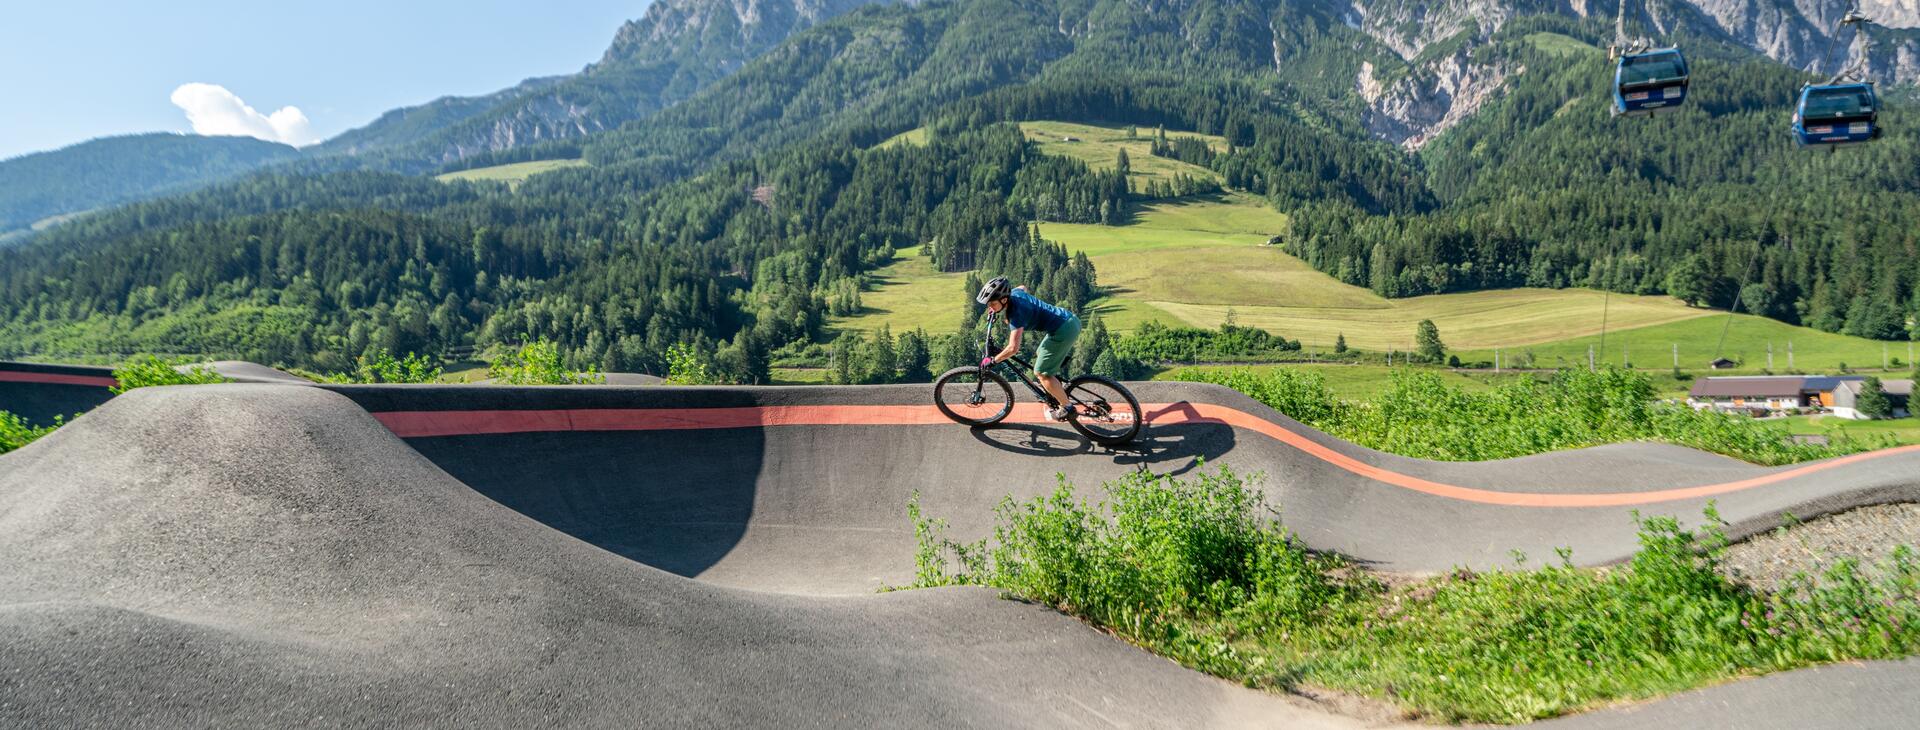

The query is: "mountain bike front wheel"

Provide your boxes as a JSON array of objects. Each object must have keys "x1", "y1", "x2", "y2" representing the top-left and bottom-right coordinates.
[
  {"x1": 933, "y1": 366, "x2": 1015, "y2": 426},
  {"x1": 1064, "y1": 375, "x2": 1142, "y2": 445}
]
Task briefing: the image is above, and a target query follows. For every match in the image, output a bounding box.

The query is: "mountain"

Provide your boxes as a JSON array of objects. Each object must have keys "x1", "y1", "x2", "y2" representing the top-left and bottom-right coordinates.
[
  {"x1": 317, "y1": 0, "x2": 898, "y2": 167},
  {"x1": 0, "y1": 134, "x2": 299, "y2": 242},
  {"x1": 4, "y1": 0, "x2": 1920, "y2": 373},
  {"x1": 0, "y1": 1, "x2": 890, "y2": 246}
]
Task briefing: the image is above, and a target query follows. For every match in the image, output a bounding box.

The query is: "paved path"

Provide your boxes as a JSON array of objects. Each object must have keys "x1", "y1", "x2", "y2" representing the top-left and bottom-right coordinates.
[{"x1": 4, "y1": 377, "x2": 1918, "y2": 727}]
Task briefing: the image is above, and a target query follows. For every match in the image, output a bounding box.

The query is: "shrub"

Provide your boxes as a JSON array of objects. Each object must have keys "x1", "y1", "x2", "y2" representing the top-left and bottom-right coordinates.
[
  {"x1": 665, "y1": 342, "x2": 716, "y2": 385},
  {"x1": 1171, "y1": 366, "x2": 1887, "y2": 465},
  {"x1": 488, "y1": 337, "x2": 605, "y2": 385},
  {"x1": 110, "y1": 356, "x2": 230, "y2": 394},
  {"x1": 326, "y1": 351, "x2": 443, "y2": 384},
  {"x1": 912, "y1": 469, "x2": 1920, "y2": 723},
  {"x1": 1, "y1": 411, "x2": 58, "y2": 454}
]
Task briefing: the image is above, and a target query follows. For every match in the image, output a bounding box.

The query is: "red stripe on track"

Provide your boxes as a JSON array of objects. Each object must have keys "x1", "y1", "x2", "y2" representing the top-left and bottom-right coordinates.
[
  {"x1": 0, "y1": 371, "x2": 118, "y2": 388},
  {"x1": 372, "y1": 402, "x2": 1920, "y2": 508}
]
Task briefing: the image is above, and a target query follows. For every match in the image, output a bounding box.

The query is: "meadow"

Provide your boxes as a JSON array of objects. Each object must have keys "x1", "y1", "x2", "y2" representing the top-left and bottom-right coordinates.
[{"x1": 435, "y1": 158, "x2": 590, "y2": 187}]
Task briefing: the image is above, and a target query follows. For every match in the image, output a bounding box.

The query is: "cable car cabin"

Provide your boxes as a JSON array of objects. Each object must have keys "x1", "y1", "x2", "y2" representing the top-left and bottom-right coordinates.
[
  {"x1": 1793, "y1": 83, "x2": 1882, "y2": 147},
  {"x1": 1612, "y1": 49, "x2": 1690, "y2": 116}
]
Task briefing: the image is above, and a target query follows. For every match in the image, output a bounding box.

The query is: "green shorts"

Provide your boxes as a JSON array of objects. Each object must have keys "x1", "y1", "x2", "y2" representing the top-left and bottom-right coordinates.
[{"x1": 1033, "y1": 315, "x2": 1082, "y2": 377}]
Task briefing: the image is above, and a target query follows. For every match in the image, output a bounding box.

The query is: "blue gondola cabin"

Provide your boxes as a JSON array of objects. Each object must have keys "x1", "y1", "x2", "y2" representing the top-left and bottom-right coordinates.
[
  {"x1": 1793, "y1": 83, "x2": 1881, "y2": 147},
  {"x1": 1613, "y1": 49, "x2": 1689, "y2": 116}
]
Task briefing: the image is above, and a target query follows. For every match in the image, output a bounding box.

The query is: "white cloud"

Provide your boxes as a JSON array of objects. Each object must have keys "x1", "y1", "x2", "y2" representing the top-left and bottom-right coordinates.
[{"x1": 169, "y1": 83, "x2": 318, "y2": 147}]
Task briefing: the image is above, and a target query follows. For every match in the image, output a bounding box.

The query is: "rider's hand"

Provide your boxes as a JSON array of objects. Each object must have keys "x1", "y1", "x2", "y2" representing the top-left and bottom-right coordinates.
[{"x1": 981, "y1": 357, "x2": 995, "y2": 368}]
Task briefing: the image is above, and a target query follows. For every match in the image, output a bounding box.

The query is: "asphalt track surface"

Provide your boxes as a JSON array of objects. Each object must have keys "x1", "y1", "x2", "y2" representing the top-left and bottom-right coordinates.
[{"x1": 5, "y1": 376, "x2": 1920, "y2": 727}]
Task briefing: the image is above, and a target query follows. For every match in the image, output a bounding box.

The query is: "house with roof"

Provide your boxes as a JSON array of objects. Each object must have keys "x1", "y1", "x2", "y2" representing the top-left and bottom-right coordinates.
[
  {"x1": 1686, "y1": 375, "x2": 1868, "y2": 414},
  {"x1": 1831, "y1": 379, "x2": 1914, "y2": 420}
]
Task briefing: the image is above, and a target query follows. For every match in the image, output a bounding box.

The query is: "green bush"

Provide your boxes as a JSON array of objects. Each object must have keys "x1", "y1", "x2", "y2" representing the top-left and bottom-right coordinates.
[
  {"x1": 912, "y1": 468, "x2": 1920, "y2": 723},
  {"x1": 325, "y1": 351, "x2": 443, "y2": 384},
  {"x1": 1, "y1": 411, "x2": 59, "y2": 455},
  {"x1": 109, "y1": 356, "x2": 230, "y2": 394},
  {"x1": 487, "y1": 338, "x2": 605, "y2": 385},
  {"x1": 665, "y1": 342, "x2": 716, "y2": 385},
  {"x1": 1172, "y1": 366, "x2": 1887, "y2": 465}
]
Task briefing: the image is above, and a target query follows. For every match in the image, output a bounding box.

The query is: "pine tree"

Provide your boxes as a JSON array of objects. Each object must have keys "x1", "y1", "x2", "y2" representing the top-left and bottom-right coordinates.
[
  {"x1": 866, "y1": 325, "x2": 898, "y2": 383},
  {"x1": 1857, "y1": 377, "x2": 1894, "y2": 419},
  {"x1": 897, "y1": 328, "x2": 932, "y2": 382},
  {"x1": 1334, "y1": 332, "x2": 1348, "y2": 353}
]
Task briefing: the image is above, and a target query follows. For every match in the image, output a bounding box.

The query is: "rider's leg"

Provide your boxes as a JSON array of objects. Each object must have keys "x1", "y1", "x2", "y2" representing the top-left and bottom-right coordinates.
[
  {"x1": 1031, "y1": 317, "x2": 1082, "y2": 413},
  {"x1": 1039, "y1": 373, "x2": 1070, "y2": 407}
]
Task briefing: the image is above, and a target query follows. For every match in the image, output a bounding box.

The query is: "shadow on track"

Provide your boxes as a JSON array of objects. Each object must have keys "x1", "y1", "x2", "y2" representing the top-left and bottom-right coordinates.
[{"x1": 969, "y1": 420, "x2": 1236, "y2": 479}]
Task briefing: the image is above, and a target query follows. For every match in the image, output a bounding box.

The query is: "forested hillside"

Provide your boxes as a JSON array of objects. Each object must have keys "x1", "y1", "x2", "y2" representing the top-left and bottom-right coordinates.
[
  {"x1": 1287, "y1": 20, "x2": 1920, "y2": 340},
  {"x1": 3, "y1": 0, "x2": 1919, "y2": 378},
  {"x1": 0, "y1": 134, "x2": 299, "y2": 237}
]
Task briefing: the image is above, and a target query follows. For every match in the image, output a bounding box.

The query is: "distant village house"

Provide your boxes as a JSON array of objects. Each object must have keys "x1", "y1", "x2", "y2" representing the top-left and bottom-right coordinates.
[{"x1": 1687, "y1": 375, "x2": 1914, "y2": 419}]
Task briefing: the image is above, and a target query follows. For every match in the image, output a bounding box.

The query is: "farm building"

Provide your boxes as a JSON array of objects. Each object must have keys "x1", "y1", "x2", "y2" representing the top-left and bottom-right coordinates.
[
  {"x1": 1831, "y1": 379, "x2": 1914, "y2": 420},
  {"x1": 1685, "y1": 375, "x2": 1869, "y2": 414}
]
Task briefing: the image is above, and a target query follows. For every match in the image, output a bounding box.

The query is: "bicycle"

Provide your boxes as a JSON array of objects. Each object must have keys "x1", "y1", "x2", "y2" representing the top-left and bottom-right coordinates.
[{"x1": 932, "y1": 313, "x2": 1143, "y2": 446}]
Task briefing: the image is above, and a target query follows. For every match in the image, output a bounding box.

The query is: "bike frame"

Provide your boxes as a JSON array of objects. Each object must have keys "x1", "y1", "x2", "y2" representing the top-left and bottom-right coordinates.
[{"x1": 979, "y1": 313, "x2": 1063, "y2": 407}]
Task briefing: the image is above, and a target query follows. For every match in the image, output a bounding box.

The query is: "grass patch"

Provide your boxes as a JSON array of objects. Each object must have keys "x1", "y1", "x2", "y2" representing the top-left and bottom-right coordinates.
[
  {"x1": 1170, "y1": 366, "x2": 1889, "y2": 465},
  {"x1": 1778, "y1": 413, "x2": 1920, "y2": 447},
  {"x1": 876, "y1": 127, "x2": 930, "y2": 149},
  {"x1": 832, "y1": 246, "x2": 971, "y2": 335},
  {"x1": 772, "y1": 366, "x2": 829, "y2": 384},
  {"x1": 1524, "y1": 32, "x2": 1602, "y2": 58},
  {"x1": 1, "y1": 411, "x2": 58, "y2": 454},
  {"x1": 910, "y1": 466, "x2": 1920, "y2": 723},
  {"x1": 1137, "y1": 288, "x2": 1710, "y2": 352},
  {"x1": 435, "y1": 158, "x2": 590, "y2": 187},
  {"x1": 1016, "y1": 121, "x2": 1225, "y2": 185}
]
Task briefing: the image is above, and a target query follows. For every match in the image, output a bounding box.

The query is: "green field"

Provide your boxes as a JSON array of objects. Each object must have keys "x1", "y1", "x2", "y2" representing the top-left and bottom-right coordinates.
[
  {"x1": 436, "y1": 159, "x2": 590, "y2": 187},
  {"x1": 838, "y1": 120, "x2": 1912, "y2": 376},
  {"x1": 1016, "y1": 121, "x2": 1224, "y2": 184},
  {"x1": 1455, "y1": 314, "x2": 1920, "y2": 374},
  {"x1": 1779, "y1": 413, "x2": 1920, "y2": 446},
  {"x1": 876, "y1": 127, "x2": 930, "y2": 149},
  {"x1": 832, "y1": 246, "x2": 970, "y2": 335},
  {"x1": 844, "y1": 194, "x2": 1718, "y2": 351},
  {"x1": 1156, "y1": 363, "x2": 1500, "y2": 399},
  {"x1": 1523, "y1": 32, "x2": 1601, "y2": 58}
]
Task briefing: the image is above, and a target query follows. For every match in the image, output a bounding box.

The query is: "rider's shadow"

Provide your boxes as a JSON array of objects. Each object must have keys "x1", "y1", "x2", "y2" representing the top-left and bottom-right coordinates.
[
  {"x1": 967, "y1": 418, "x2": 1235, "y2": 477},
  {"x1": 968, "y1": 423, "x2": 1092, "y2": 457}
]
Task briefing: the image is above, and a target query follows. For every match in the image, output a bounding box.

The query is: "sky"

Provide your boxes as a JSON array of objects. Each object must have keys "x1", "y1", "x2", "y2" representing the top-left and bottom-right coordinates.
[{"x1": 0, "y1": 1, "x2": 649, "y2": 160}]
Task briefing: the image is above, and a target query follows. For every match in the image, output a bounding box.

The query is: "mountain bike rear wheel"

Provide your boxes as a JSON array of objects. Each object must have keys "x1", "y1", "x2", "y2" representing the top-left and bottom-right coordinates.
[
  {"x1": 933, "y1": 366, "x2": 1015, "y2": 426},
  {"x1": 1064, "y1": 375, "x2": 1142, "y2": 445}
]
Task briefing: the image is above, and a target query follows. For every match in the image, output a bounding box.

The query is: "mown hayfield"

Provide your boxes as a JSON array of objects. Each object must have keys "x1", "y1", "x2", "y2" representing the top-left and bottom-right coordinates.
[
  {"x1": 1136, "y1": 288, "x2": 1713, "y2": 352},
  {"x1": 1454, "y1": 313, "x2": 1920, "y2": 374},
  {"x1": 832, "y1": 246, "x2": 969, "y2": 335},
  {"x1": 843, "y1": 122, "x2": 1906, "y2": 373},
  {"x1": 1016, "y1": 121, "x2": 1225, "y2": 184},
  {"x1": 435, "y1": 158, "x2": 590, "y2": 186}
]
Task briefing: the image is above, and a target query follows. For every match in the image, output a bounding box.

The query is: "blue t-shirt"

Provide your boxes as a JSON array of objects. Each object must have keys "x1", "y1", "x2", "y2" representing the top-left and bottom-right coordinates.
[{"x1": 1004, "y1": 289, "x2": 1072, "y2": 333}]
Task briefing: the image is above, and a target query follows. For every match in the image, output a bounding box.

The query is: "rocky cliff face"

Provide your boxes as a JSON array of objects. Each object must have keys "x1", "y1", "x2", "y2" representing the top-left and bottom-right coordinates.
[
  {"x1": 601, "y1": 0, "x2": 886, "y2": 69},
  {"x1": 1340, "y1": 0, "x2": 1527, "y2": 149},
  {"x1": 328, "y1": 0, "x2": 897, "y2": 165},
  {"x1": 1340, "y1": 0, "x2": 1920, "y2": 148},
  {"x1": 1359, "y1": 53, "x2": 1517, "y2": 149}
]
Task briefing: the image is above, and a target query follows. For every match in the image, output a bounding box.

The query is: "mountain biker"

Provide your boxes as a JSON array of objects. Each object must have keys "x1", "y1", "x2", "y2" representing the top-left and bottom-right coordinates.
[{"x1": 976, "y1": 276, "x2": 1082, "y2": 422}]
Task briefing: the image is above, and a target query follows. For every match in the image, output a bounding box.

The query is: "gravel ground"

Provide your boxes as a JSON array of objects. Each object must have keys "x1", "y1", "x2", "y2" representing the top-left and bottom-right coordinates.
[{"x1": 1719, "y1": 503, "x2": 1920, "y2": 593}]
